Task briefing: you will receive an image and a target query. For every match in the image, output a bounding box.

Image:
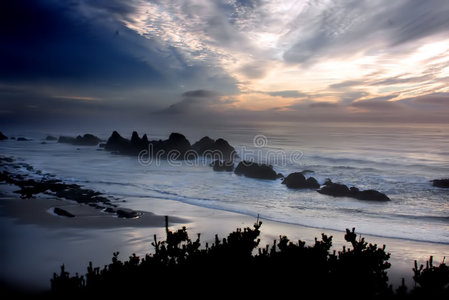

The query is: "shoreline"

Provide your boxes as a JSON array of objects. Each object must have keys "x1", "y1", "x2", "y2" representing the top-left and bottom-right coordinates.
[{"x1": 1, "y1": 191, "x2": 448, "y2": 291}]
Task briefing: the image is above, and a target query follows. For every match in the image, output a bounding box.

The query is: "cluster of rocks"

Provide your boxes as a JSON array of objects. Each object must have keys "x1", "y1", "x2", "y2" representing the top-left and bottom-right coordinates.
[
  {"x1": 210, "y1": 159, "x2": 390, "y2": 202},
  {"x1": 317, "y1": 179, "x2": 391, "y2": 201},
  {"x1": 104, "y1": 131, "x2": 237, "y2": 161},
  {"x1": 58, "y1": 134, "x2": 102, "y2": 146},
  {"x1": 0, "y1": 156, "x2": 140, "y2": 219}
]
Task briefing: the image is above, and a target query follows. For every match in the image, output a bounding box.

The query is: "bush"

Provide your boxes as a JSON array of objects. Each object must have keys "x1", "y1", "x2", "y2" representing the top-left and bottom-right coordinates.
[{"x1": 50, "y1": 217, "x2": 448, "y2": 298}]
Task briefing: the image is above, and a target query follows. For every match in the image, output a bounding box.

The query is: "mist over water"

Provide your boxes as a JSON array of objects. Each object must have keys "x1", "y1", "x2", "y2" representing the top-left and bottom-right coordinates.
[{"x1": 2, "y1": 122, "x2": 448, "y2": 244}]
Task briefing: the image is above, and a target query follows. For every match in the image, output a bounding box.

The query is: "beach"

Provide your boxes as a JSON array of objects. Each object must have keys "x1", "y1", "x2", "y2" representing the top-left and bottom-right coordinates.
[
  {"x1": 0, "y1": 124, "x2": 448, "y2": 293},
  {"x1": 1, "y1": 189, "x2": 447, "y2": 292}
]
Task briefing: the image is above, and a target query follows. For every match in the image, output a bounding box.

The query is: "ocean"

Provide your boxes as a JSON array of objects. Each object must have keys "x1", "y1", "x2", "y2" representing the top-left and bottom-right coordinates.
[
  {"x1": 1, "y1": 122, "x2": 448, "y2": 244},
  {"x1": 1, "y1": 121, "x2": 449, "y2": 290}
]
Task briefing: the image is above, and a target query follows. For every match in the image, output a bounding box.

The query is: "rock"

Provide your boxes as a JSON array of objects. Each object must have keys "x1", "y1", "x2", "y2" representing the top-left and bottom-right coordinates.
[
  {"x1": 162, "y1": 133, "x2": 191, "y2": 157},
  {"x1": 73, "y1": 134, "x2": 101, "y2": 146},
  {"x1": 116, "y1": 209, "x2": 139, "y2": 218},
  {"x1": 45, "y1": 135, "x2": 57, "y2": 141},
  {"x1": 58, "y1": 136, "x2": 76, "y2": 144},
  {"x1": 234, "y1": 161, "x2": 277, "y2": 180},
  {"x1": 192, "y1": 136, "x2": 215, "y2": 154},
  {"x1": 58, "y1": 134, "x2": 101, "y2": 146},
  {"x1": 317, "y1": 180, "x2": 390, "y2": 201},
  {"x1": 53, "y1": 207, "x2": 75, "y2": 218},
  {"x1": 192, "y1": 136, "x2": 238, "y2": 160},
  {"x1": 17, "y1": 137, "x2": 30, "y2": 141},
  {"x1": 0, "y1": 131, "x2": 7, "y2": 140},
  {"x1": 317, "y1": 180, "x2": 351, "y2": 197},
  {"x1": 210, "y1": 160, "x2": 234, "y2": 172},
  {"x1": 105, "y1": 131, "x2": 131, "y2": 153},
  {"x1": 282, "y1": 172, "x2": 320, "y2": 189},
  {"x1": 354, "y1": 189, "x2": 390, "y2": 201},
  {"x1": 432, "y1": 178, "x2": 449, "y2": 188}
]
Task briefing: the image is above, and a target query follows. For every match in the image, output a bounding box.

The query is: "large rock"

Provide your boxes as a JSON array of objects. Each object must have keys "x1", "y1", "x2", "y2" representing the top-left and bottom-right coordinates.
[
  {"x1": 162, "y1": 133, "x2": 191, "y2": 158},
  {"x1": 234, "y1": 161, "x2": 278, "y2": 180},
  {"x1": 318, "y1": 180, "x2": 351, "y2": 197},
  {"x1": 104, "y1": 131, "x2": 237, "y2": 161},
  {"x1": 210, "y1": 160, "x2": 234, "y2": 172},
  {"x1": 45, "y1": 135, "x2": 58, "y2": 141},
  {"x1": 432, "y1": 178, "x2": 449, "y2": 188},
  {"x1": 105, "y1": 131, "x2": 132, "y2": 154},
  {"x1": 73, "y1": 134, "x2": 101, "y2": 146},
  {"x1": 282, "y1": 172, "x2": 320, "y2": 189},
  {"x1": 0, "y1": 131, "x2": 7, "y2": 140},
  {"x1": 58, "y1": 134, "x2": 101, "y2": 146},
  {"x1": 192, "y1": 136, "x2": 238, "y2": 160},
  {"x1": 317, "y1": 180, "x2": 390, "y2": 201}
]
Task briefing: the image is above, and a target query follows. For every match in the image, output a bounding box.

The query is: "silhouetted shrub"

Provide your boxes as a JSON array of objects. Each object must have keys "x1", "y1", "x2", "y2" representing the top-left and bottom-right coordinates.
[{"x1": 50, "y1": 218, "x2": 448, "y2": 298}]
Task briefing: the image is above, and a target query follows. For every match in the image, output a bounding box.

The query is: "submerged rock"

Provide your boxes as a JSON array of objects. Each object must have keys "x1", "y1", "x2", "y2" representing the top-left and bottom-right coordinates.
[
  {"x1": 432, "y1": 178, "x2": 449, "y2": 188},
  {"x1": 282, "y1": 172, "x2": 320, "y2": 189},
  {"x1": 17, "y1": 137, "x2": 30, "y2": 141},
  {"x1": 317, "y1": 180, "x2": 390, "y2": 201},
  {"x1": 116, "y1": 209, "x2": 139, "y2": 219},
  {"x1": 234, "y1": 161, "x2": 278, "y2": 180},
  {"x1": 53, "y1": 207, "x2": 75, "y2": 218}
]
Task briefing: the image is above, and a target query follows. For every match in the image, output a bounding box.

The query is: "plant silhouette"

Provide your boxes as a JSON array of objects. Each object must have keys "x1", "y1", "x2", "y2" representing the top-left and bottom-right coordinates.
[{"x1": 50, "y1": 218, "x2": 448, "y2": 299}]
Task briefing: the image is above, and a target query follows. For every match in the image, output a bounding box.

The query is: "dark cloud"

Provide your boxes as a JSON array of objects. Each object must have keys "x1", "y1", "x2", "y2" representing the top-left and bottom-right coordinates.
[
  {"x1": 330, "y1": 80, "x2": 365, "y2": 89},
  {"x1": 266, "y1": 90, "x2": 307, "y2": 98},
  {"x1": 371, "y1": 75, "x2": 434, "y2": 86},
  {"x1": 350, "y1": 96, "x2": 402, "y2": 111},
  {"x1": 308, "y1": 102, "x2": 341, "y2": 108},
  {"x1": 406, "y1": 93, "x2": 449, "y2": 106},
  {"x1": 182, "y1": 90, "x2": 218, "y2": 98}
]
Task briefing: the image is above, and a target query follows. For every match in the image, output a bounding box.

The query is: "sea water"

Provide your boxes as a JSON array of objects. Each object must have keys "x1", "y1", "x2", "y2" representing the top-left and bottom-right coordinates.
[{"x1": 1, "y1": 122, "x2": 448, "y2": 245}]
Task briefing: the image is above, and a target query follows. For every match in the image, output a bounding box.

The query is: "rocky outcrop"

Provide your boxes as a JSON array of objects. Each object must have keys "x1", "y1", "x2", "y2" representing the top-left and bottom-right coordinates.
[
  {"x1": 432, "y1": 178, "x2": 449, "y2": 188},
  {"x1": 234, "y1": 161, "x2": 279, "y2": 180},
  {"x1": 282, "y1": 172, "x2": 320, "y2": 189},
  {"x1": 192, "y1": 136, "x2": 238, "y2": 160},
  {"x1": 105, "y1": 131, "x2": 132, "y2": 153},
  {"x1": 104, "y1": 131, "x2": 236, "y2": 160},
  {"x1": 317, "y1": 180, "x2": 390, "y2": 201},
  {"x1": 58, "y1": 134, "x2": 101, "y2": 146},
  {"x1": 210, "y1": 160, "x2": 234, "y2": 172},
  {"x1": 45, "y1": 135, "x2": 58, "y2": 141},
  {"x1": 0, "y1": 131, "x2": 7, "y2": 140}
]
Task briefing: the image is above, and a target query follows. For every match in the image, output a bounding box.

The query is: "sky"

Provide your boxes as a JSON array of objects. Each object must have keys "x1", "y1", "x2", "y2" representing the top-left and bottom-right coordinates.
[{"x1": 1, "y1": 0, "x2": 449, "y2": 129}]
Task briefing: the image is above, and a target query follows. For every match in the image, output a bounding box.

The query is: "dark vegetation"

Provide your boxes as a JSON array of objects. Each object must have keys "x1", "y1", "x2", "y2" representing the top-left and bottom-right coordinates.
[{"x1": 50, "y1": 218, "x2": 448, "y2": 299}]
